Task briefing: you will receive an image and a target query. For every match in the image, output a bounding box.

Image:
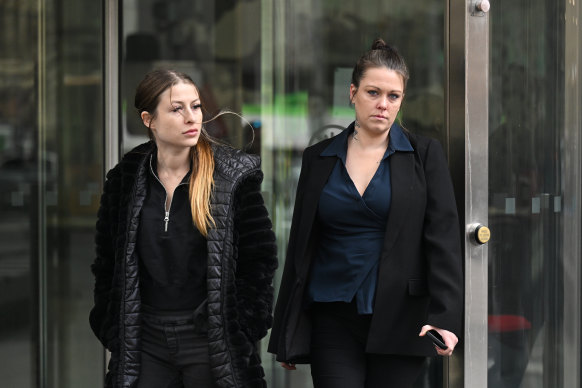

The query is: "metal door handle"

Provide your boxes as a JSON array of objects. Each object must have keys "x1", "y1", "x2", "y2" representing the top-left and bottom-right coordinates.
[
  {"x1": 468, "y1": 223, "x2": 491, "y2": 244},
  {"x1": 476, "y1": 0, "x2": 490, "y2": 13}
]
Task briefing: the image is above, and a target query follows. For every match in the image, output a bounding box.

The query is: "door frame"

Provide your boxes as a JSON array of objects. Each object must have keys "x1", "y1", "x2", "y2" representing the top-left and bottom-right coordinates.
[{"x1": 447, "y1": 1, "x2": 489, "y2": 387}]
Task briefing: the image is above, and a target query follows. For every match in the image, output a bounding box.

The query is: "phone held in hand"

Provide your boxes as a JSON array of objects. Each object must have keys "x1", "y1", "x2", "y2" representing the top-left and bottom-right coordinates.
[{"x1": 426, "y1": 330, "x2": 448, "y2": 350}]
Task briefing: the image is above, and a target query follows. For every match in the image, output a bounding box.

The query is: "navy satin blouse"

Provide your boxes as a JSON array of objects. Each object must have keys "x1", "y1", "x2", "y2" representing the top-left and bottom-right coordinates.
[{"x1": 307, "y1": 124, "x2": 413, "y2": 314}]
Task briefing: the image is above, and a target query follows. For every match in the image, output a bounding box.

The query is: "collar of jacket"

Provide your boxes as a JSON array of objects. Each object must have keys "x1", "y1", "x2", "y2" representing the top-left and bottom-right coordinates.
[{"x1": 120, "y1": 140, "x2": 262, "y2": 187}]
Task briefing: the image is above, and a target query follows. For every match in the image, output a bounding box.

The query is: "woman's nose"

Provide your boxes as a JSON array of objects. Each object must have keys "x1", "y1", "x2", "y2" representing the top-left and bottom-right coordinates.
[
  {"x1": 183, "y1": 107, "x2": 196, "y2": 123},
  {"x1": 378, "y1": 96, "x2": 389, "y2": 109}
]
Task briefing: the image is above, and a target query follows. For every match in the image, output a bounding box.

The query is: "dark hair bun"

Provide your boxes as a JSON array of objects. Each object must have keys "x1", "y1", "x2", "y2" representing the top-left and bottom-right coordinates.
[
  {"x1": 351, "y1": 36, "x2": 409, "y2": 90},
  {"x1": 371, "y1": 38, "x2": 389, "y2": 50}
]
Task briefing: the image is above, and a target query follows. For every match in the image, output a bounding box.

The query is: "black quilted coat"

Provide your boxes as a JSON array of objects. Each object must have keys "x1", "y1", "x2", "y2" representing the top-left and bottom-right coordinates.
[{"x1": 89, "y1": 141, "x2": 278, "y2": 388}]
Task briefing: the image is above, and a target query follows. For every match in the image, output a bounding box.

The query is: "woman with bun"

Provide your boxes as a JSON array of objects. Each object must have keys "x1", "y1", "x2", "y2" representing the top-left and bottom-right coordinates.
[
  {"x1": 268, "y1": 38, "x2": 463, "y2": 387},
  {"x1": 89, "y1": 69, "x2": 277, "y2": 388}
]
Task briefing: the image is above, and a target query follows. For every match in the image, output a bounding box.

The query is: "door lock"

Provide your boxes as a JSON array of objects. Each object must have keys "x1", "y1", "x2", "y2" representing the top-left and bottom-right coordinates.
[{"x1": 468, "y1": 223, "x2": 491, "y2": 244}]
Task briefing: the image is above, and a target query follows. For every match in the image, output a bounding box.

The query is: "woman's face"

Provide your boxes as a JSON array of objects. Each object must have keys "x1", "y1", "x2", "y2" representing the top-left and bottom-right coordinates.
[
  {"x1": 142, "y1": 82, "x2": 203, "y2": 151},
  {"x1": 350, "y1": 67, "x2": 404, "y2": 135}
]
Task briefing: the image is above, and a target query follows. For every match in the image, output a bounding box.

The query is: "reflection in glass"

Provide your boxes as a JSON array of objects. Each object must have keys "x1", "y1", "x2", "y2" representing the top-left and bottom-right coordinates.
[
  {"x1": 0, "y1": 0, "x2": 105, "y2": 387},
  {"x1": 0, "y1": 3, "x2": 37, "y2": 385},
  {"x1": 488, "y1": 1, "x2": 581, "y2": 387}
]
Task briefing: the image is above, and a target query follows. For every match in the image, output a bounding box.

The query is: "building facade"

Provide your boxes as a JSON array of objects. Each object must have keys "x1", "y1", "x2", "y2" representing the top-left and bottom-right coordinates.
[{"x1": 0, "y1": 0, "x2": 580, "y2": 387}]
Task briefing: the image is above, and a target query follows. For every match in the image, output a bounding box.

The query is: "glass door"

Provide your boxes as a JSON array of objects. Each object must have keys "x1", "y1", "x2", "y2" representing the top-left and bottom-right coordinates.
[
  {"x1": 461, "y1": 0, "x2": 582, "y2": 387},
  {"x1": 0, "y1": 0, "x2": 106, "y2": 387},
  {"x1": 486, "y1": 0, "x2": 581, "y2": 387}
]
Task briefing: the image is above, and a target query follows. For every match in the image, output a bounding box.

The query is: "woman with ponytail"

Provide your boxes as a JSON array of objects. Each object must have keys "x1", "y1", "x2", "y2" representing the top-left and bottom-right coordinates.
[
  {"x1": 269, "y1": 38, "x2": 463, "y2": 387},
  {"x1": 90, "y1": 69, "x2": 277, "y2": 388}
]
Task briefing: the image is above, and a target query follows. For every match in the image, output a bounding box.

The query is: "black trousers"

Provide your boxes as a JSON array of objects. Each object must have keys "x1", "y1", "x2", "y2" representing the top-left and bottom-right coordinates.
[
  {"x1": 137, "y1": 303, "x2": 218, "y2": 388},
  {"x1": 310, "y1": 302, "x2": 426, "y2": 388}
]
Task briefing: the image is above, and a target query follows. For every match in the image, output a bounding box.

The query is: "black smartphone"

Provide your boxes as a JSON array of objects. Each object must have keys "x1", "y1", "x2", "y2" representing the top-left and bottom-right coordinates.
[{"x1": 426, "y1": 330, "x2": 448, "y2": 350}]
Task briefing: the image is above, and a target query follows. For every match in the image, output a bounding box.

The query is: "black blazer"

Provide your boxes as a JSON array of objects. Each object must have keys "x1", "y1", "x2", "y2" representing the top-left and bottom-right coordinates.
[{"x1": 268, "y1": 123, "x2": 463, "y2": 363}]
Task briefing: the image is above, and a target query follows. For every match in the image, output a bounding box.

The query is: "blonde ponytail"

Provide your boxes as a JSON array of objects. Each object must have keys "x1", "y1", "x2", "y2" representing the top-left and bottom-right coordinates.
[{"x1": 189, "y1": 132, "x2": 215, "y2": 237}]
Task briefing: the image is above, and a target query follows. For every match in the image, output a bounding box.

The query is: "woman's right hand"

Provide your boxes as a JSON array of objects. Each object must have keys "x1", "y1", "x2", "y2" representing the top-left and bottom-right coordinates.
[{"x1": 280, "y1": 362, "x2": 297, "y2": 370}]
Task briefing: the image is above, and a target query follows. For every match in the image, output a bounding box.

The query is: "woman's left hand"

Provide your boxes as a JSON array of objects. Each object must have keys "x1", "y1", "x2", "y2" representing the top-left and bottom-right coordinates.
[{"x1": 419, "y1": 325, "x2": 458, "y2": 357}]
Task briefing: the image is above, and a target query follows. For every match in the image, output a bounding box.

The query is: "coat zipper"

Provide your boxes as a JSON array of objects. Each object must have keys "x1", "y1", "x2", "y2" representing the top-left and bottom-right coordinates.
[
  {"x1": 150, "y1": 158, "x2": 188, "y2": 232},
  {"x1": 163, "y1": 211, "x2": 170, "y2": 232}
]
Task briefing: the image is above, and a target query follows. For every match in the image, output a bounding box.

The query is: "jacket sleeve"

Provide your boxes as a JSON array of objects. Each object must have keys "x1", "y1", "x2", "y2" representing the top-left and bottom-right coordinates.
[
  {"x1": 234, "y1": 171, "x2": 278, "y2": 343},
  {"x1": 421, "y1": 138, "x2": 464, "y2": 336},
  {"x1": 89, "y1": 166, "x2": 120, "y2": 351},
  {"x1": 267, "y1": 147, "x2": 313, "y2": 359}
]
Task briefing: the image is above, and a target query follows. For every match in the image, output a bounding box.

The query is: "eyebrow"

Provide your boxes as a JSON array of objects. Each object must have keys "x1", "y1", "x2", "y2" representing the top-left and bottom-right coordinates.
[
  {"x1": 365, "y1": 84, "x2": 402, "y2": 92},
  {"x1": 171, "y1": 98, "x2": 201, "y2": 104},
  {"x1": 365, "y1": 87, "x2": 403, "y2": 94}
]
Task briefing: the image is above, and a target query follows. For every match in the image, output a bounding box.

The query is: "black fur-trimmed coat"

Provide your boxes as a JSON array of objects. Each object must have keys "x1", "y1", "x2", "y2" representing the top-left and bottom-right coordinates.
[{"x1": 89, "y1": 141, "x2": 278, "y2": 388}]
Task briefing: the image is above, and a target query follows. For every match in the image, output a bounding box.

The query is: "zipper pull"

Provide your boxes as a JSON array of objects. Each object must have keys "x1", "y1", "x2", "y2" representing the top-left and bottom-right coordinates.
[{"x1": 164, "y1": 211, "x2": 169, "y2": 232}]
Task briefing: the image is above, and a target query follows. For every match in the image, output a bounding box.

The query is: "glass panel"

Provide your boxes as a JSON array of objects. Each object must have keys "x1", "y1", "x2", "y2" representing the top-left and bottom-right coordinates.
[
  {"x1": 44, "y1": 2, "x2": 106, "y2": 386},
  {"x1": 0, "y1": 0, "x2": 105, "y2": 387},
  {"x1": 488, "y1": 1, "x2": 582, "y2": 387},
  {"x1": 121, "y1": 1, "x2": 446, "y2": 387},
  {"x1": 0, "y1": 2, "x2": 38, "y2": 386}
]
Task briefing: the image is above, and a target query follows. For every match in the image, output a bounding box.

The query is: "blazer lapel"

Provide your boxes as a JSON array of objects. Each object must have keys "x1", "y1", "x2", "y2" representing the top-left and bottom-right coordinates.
[
  {"x1": 381, "y1": 151, "x2": 415, "y2": 255},
  {"x1": 294, "y1": 154, "x2": 337, "y2": 276}
]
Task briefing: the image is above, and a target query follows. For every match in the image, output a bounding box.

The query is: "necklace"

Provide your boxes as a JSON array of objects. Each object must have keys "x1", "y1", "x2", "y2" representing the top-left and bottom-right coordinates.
[{"x1": 351, "y1": 136, "x2": 384, "y2": 164}]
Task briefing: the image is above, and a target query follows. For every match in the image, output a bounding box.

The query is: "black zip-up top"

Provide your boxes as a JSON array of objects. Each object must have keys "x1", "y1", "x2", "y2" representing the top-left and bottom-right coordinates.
[
  {"x1": 89, "y1": 141, "x2": 278, "y2": 388},
  {"x1": 137, "y1": 155, "x2": 207, "y2": 311}
]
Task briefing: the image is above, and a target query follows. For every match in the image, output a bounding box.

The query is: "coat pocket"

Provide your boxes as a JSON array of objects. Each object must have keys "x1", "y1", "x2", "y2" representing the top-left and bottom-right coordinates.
[{"x1": 408, "y1": 278, "x2": 428, "y2": 296}]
